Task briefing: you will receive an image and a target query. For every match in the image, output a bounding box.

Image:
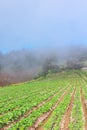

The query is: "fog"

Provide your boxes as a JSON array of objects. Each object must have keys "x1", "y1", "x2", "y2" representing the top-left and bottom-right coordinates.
[
  {"x1": 0, "y1": 0, "x2": 87, "y2": 85},
  {"x1": 0, "y1": 44, "x2": 87, "y2": 86}
]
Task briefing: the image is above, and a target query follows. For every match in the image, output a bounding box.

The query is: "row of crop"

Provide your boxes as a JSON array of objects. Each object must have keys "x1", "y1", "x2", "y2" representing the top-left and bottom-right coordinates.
[
  {"x1": 0, "y1": 82, "x2": 38, "y2": 102},
  {"x1": 0, "y1": 85, "x2": 59, "y2": 115},
  {"x1": 82, "y1": 82, "x2": 87, "y2": 99},
  {"x1": 0, "y1": 86, "x2": 61, "y2": 122},
  {"x1": 0, "y1": 78, "x2": 71, "y2": 115},
  {"x1": 0, "y1": 80, "x2": 55, "y2": 103},
  {"x1": 44, "y1": 77, "x2": 85, "y2": 130},
  {"x1": 76, "y1": 70, "x2": 87, "y2": 83},
  {"x1": 69, "y1": 87, "x2": 84, "y2": 130},
  {"x1": 8, "y1": 86, "x2": 70, "y2": 130},
  {"x1": 0, "y1": 89, "x2": 59, "y2": 114},
  {"x1": 0, "y1": 78, "x2": 68, "y2": 103},
  {"x1": 0, "y1": 79, "x2": 63, "y2": 107},
  {"x1": 44, "y1": 87, "x2": 74, "y2": 130},
  {"x1": 0, "y1": 84, "x2": 68, "y2": 128}
]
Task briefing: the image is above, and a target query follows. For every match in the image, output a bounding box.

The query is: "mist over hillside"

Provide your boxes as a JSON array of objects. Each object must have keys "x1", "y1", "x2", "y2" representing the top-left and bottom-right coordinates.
[{"x1": 0, "y1": 44, "x2": 87, "y2": 86}]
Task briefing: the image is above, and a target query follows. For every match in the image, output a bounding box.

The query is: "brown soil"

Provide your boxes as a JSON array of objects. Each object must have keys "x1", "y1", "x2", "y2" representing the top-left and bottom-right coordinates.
[
  {"x1": 29, "y1": 87, "x2": 70, "y2": 130},
  {"x1": 0, "y1": 73, "x2": 12, "y2": 86},
  {"x1": 60, "y1": 88, "x2": 76, "y2": 130},
  {"x1": 0, "y1": 71, "x2": 34, "y2": 87},
  {"x1": 80, "y1": 88, "x2": 87, "y2": 130}
]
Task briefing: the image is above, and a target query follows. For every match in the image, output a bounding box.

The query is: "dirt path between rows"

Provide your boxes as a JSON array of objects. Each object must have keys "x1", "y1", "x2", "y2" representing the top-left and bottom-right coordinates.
[
  {"x1": 60, "y1": 87, "x2": 76, "y2": 130},
  {"x1": 80, "y1": 88, "x2": 87, "y2": 130},
  {"x1": 4, "y1": 87, "x2": 67, "y2": 130},
  {"x1": 29, "y1": 87, "x2": 70, "y2": 130}
]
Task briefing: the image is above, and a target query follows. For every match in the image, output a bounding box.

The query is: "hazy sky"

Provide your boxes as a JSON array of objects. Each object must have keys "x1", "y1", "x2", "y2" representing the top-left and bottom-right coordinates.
[{"x1": 0, "y1": 0, "x2": 87, "y2": 52}]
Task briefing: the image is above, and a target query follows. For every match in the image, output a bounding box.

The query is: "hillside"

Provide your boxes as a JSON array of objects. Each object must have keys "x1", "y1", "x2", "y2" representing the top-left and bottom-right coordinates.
[{"x1": 0, "y1": 70, "x2": 87, "y2": 129}]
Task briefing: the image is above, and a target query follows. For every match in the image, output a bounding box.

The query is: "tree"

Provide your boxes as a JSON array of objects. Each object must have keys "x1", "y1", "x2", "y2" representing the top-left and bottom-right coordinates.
[
  {"x1": 42, "y1": 55, "x2": 59, "y2": 76},
  {"x1": 66, "y1": 45, "x2": 87, "y2": 69}
]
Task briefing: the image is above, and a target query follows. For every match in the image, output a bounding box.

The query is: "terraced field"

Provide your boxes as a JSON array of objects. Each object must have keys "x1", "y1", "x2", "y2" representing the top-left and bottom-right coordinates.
[{"x1": 0, "y1": 70, "x2": 87, "y2": 130}]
